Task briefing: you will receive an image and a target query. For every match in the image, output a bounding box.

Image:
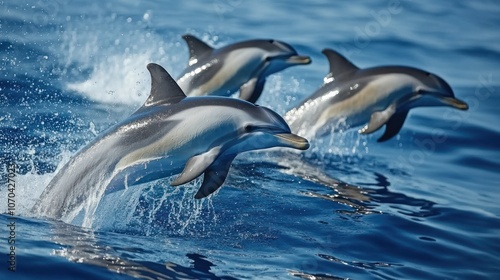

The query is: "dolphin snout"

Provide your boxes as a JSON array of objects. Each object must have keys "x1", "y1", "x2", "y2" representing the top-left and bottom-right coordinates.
[
  {"x1": 439, "y1": 96, "x2": 469, "y2": 110},
  {"x1": 286, "y1": 55, "x2": 312, "y2": 65},
  {"x1": 274, "y1": 133, "x2": 310, "y2": 150}
]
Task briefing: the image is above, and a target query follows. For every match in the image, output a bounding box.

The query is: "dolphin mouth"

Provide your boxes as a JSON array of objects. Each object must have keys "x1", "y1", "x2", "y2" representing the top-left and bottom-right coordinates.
[
  {"x1": 439, "y1": 96, "x2": 469, "y2": 110},
  {"x1": 274, "y1": 133, "x2": 310, "y2": 150},
  {"x1": 286, "y1": 55, "x2": 312, "y2": 65}
]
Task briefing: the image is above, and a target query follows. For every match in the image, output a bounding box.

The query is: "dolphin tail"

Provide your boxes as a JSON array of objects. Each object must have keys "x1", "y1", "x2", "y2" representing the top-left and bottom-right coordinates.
[
  {"x1": 195, "y1": 154, "x2": 237, "y2": 199},
  {"x1": 377, "y1": 110, "x2": 409, "y2": 142}
]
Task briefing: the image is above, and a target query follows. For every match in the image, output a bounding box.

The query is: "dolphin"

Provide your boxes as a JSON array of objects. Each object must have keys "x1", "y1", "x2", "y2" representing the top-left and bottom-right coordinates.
[
  {"x1": 285, "y1": 49, "x2": 469, "y2": 142},
  {"x1": 176, "y1": 34, "x2": 311, "y2": 103},
  {"x1": 32, "y1": 63, "x2": 309, "y2": 223}
]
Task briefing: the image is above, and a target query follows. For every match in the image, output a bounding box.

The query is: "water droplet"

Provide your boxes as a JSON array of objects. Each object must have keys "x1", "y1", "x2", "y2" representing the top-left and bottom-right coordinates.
[{"x1": 89, "y1": 122, "x2": 98, "y2": 136}]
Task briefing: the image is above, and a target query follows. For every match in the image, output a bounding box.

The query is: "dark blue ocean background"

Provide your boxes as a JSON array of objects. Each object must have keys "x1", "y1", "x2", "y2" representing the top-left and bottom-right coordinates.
[{"x1": 1, "y1": 0, "x2": 500, "y2": 279}]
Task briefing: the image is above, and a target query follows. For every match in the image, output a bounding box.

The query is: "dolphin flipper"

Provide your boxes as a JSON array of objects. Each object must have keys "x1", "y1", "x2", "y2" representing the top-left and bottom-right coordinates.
[
  {"x1": 182, "y1": 34, "x2": 214, "y2": 66},
  {"x1": 359, "y1": 103, "x2": 397, "y2": 135},
  {"x1": 377, "y1": 110, "x2": 409, "y2": 142},
  {"x1": 195, "y1": 154, "x2": 237, "y2": 199},
  {"x1": 321, "y1": 48, "x2": 359, "y2": 83},
  {"x1": 239, "y1": 77, "x2": 266, "y2": 103},
  {"x1": 171, "y1": 147, "x2": 222, "y2": 186}
]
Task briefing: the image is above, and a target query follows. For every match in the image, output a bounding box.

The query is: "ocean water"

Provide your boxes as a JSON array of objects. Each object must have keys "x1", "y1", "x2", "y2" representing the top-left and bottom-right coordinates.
[{"x1": 1, "y1": 0, "x2": 500, "y2": 279}]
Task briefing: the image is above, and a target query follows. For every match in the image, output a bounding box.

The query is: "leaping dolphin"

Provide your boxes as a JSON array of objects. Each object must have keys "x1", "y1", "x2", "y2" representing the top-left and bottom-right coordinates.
[
  {"x1": 176, "y1": 34, "x2": 311, "y2": 103},
  {"x1": 285, "y1": 49, "x2": 469, "y2": 142},
  {"x1": 32, "y1": 63, "x2": 309, "y2": 224}
]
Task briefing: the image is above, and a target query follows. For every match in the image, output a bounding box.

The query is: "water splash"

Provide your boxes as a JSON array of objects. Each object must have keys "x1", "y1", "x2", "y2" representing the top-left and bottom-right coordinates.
[
  {"x1": 258, "y1": 74, "x2": 303, "y2": 115},
  {"x1": 0, "y1": 150, "x2": 73, "y2": 215},
  {"x1": 66, "y1": 53, "x2": 153, "y2": 105},
  {"x1": 93, "y1": 178, "x2": 218, "y2": 237},
  {"x1": 55, "y1": 14, "x2": 186, "y2": 106}
]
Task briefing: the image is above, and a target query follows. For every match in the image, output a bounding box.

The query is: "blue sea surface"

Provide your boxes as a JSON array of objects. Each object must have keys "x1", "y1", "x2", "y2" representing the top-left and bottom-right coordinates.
[{"x1": 1, "y1": 0, "x2": 500, "y2": 279}]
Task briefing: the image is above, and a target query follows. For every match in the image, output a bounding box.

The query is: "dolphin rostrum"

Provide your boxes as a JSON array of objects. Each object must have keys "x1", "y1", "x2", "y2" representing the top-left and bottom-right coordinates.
[
  {"x1": 285, "y1": 49, "x2": 469, "y2": 141},
  {"x1": 32, "y1": 63, "x2": 309, "y2": 224},
  {"x1": 176, "y1": 34, "x2": 311, "y2": 103}
]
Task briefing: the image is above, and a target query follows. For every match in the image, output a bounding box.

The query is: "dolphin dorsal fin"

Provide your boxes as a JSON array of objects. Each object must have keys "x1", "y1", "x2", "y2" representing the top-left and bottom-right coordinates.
[
  {"x1": 321, "y1": 48, "x2": 359, "y2": 83},
  {"x1": 182, "y1": 34, "x2": 214, "y2": 66},
  {"x1": 140, "y1": 63, "x2": 186, "y2": 110}
]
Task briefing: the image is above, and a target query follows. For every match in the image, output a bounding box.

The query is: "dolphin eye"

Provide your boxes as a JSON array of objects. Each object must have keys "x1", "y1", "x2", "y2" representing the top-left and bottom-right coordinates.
[
  {"x1": 268, "y1": 40, "x2": 275, "y2": 44},
  {"x1": 244, "y1": 125, "x2": 255, "y2": 133},
  {"x1": 244, "y1": 125, "x2": 263, "y2": 133}
]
